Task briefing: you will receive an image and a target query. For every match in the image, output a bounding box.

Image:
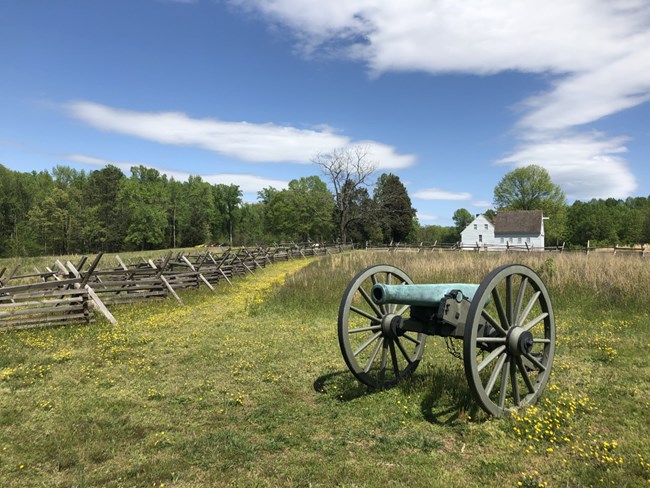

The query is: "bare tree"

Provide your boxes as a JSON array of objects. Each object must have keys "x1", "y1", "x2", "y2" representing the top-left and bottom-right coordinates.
[{"x1": 313, "y1": 146, "x2": 377, "y2": 244}]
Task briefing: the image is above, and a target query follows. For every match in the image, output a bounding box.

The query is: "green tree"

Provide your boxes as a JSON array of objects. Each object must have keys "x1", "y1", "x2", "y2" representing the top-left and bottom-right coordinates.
[
  {"x1": 212, "y1": 184, "x2": 242, "y2": 246},
  {"x1": 264, "y1": 176, "x2": 334, "y2": 242},
  {"x1": 179, "y1": 176, "x2": 215, "y2": 246},
  {"x1": 373, "y1": 173, "x2": 415, "y2": 243},
  {"x1": 27, "y1": 188, "x2": 71, "y2": 255},
  {"x1": 340, "y1": 184, "x2": 380, "y2": 244},
  {"x1": 566, "y1": 197, "x2": 650, "y2": 247},
  {"x1": 85, "y1": 165, "x2": 126, "y2": 252},
  {"x1": 236, "y1": 202, "x2": 266, "y2": 245},
  {"x1": 2, "y1": 169, "x2": 54, "y2": 256},
  {"x1": 413, "y1": 223, "x2": 458, "y2": 244},
  {"x1": 494, "y1": 165, "x2": 567, "y2": 244},
  {"x1": 118, "y1": 166, "x2": 170, "y2": 250},
  {"x1": 452, "y1": 208, "x2": 473, "y2": 234}
]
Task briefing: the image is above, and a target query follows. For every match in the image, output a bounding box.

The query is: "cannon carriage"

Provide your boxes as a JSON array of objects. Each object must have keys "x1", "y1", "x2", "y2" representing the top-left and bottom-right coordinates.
[{"x1": 338, "y1": 264, "x2": 555, "y2": 417}]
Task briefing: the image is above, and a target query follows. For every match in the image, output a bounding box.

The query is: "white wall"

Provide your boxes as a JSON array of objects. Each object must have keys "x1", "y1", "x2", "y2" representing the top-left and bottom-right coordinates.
[{"x1": 460, "y1": 215, "x2": 495, "y2": 247}]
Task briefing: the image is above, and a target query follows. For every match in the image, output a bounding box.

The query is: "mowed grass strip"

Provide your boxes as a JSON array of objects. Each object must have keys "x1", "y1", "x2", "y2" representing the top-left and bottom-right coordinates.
[{"x1": 0, "y1": 251, "x2": 649, "y2": 487}]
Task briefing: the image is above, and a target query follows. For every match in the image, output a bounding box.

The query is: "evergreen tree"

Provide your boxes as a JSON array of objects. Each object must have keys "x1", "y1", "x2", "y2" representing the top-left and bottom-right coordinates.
[{"x1": 373, "y1": 173, "x2": 415, "y2": 243}]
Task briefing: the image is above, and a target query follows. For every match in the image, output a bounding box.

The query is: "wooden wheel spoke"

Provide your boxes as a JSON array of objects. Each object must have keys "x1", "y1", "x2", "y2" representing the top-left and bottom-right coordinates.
[
  {"x1": 378, "y1": 341, "x2": 389, "y2": 384},
  {"x1": 364, "y1": 337, "x2": 384, "y2": 373},
  {"x1": 395, "y1": 337, "x2": 414, "y2": 364},
  {"x1": 522, "y1": 312, "x2": 548, "y2": 332},
  {"x1": 350, "y1": 306, "x2": 381, "y2": 324},
  {"x1": 485, "y1": 353, "x2": 507, "y2": 397},
  {"x1": 516, "y1": 357, "x2": 536, "y2": 394},
  {"x1": 523, "y1": 352, "x2": 547, "y2": 372},
  {"x1": 513, "y1": 276, "x2": 528, "y2": 326},
  {"x1": 371, "y1": 274, "x2": 387, "y2": 315},
  {"x1": 519, "y1": 291, "x2": 541, "y2": 327},
  {"x1": 401, "y1": 333, "x2": 421, "y2": 346},
  {"x1": 395, "y1": 304, "x2": 410, "y2": 316},
  {"x1": 510, "y1": 360, "x2": 520, "y2": 405},
  {"x1": 348, "y1": 325, "x2": 381, "y2": 334},
  {"x1": 389, "y1": 339, "x2": 400, "y2": 377},
  {"x1": 477, "y1": 345, "x2": 506, "y2": 372},
  {"x1": 358, "y1": 286, "x2": 383, "y2": 318},
  {"x1": 492, "y1": 287, "x2": 510, "y2": 330},
  {"x1": 505, "y1": 275, "x2": 513, "y2": 325},
  {"x1": 498, "y1": 357, "x2": 509, "y2": 408},
  {"x1": 481, "y1": 310, "x2": 507, "y2": 336},
  {"x1": 353, "y1": 331, "x2": 382, "y2": 357},
  {"x1": 476, "y1": 337, "x2": 506, "y2": 344}
]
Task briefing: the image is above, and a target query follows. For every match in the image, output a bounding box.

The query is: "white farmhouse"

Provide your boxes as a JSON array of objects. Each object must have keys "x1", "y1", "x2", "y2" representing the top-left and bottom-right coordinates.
[{"x1": 460, "y1": 210, "x2": 545, "y2": 250}]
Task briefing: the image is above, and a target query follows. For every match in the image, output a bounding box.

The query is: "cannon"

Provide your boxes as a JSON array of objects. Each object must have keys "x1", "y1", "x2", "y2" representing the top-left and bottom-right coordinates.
[{"x1": 338, "y1": 264, "x2": 555, "y2": 417}]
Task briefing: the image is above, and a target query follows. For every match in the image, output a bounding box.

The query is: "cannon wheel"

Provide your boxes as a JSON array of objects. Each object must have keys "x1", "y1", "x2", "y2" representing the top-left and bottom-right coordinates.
[
  {"x1": 338, "y1": 265, "x2": 426, "y2": 389},
  {"x1": 463, "y1": 264, "x2": 555, "y2": 417}
]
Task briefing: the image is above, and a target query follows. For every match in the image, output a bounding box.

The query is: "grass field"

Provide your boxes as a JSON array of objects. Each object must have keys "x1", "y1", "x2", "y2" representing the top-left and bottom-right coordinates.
[{"x1": 0, "y1": 251, "x2": 648, "y2": 487}]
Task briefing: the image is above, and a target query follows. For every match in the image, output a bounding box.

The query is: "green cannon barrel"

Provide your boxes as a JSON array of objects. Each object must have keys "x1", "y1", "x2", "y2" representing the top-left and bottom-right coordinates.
[{"x1": 371, "y1": 283, "x2": 480, "y2": 307}]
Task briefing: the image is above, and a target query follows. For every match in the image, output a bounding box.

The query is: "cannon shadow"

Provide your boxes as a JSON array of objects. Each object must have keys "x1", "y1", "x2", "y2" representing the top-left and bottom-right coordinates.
[
  {"x1": 314, "y1": 365, "x2": 483, "y2": 424},
  {"x1": 313, "y1": 371, "x2": 382, "y2": 401}
]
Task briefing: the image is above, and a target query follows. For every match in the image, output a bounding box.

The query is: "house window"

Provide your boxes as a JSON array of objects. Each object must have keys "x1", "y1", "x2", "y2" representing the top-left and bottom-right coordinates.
[
  {"x1": 518, "y1": 237, "x2": 522, "y2": 244},
  {"x1": 526, "y1": 237, "x2": 531, "y2": 243},
  {"x1": 473, "y1": 224, "x2": 477, "y2": 230},
  {"x1": 484, "y1": 224, "x2": 488, "y2": 230},
  {"x1": 478, "y1": 235, "x2": 483, "y2": 243},
  {"x1": 500, "y1": 237, "x2": 504, "y2": 243}
]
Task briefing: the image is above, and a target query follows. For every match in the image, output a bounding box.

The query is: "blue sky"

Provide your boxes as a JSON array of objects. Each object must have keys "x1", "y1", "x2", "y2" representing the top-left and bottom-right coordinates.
[{"x1": 1, "y1": 1, "x2": 649, "y2": 226}]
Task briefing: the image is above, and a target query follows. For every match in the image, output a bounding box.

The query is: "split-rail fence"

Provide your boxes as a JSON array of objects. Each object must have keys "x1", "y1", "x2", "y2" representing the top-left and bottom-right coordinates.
[{"x1": 0, "y1": 243, "x2": 348, "y2": 332}]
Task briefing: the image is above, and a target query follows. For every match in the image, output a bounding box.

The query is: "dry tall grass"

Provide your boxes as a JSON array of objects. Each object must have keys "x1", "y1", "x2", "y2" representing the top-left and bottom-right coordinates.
[{"x1": 273, "y1": 250, "x2": 650, "y2": 312}]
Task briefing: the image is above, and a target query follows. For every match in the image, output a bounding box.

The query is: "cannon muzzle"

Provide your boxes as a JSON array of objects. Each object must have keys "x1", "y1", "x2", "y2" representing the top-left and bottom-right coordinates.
[{"x1": 371, "y1": 283, "x2": 480, "y2": 307}]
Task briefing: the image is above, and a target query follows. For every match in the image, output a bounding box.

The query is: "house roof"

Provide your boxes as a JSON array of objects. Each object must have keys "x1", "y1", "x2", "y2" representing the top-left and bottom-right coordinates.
[{"x1": 493, "y1": 210, "x2": 543, "y2": 235}]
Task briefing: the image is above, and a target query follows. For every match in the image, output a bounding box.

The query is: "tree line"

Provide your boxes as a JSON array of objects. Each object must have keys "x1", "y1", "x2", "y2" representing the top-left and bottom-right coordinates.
[
  {"x1": 1, "y1": 161, "x2": 649, "y2": 258},
  {"x1": 0, "y1": 160, "x2": 416, "y2": 257}
]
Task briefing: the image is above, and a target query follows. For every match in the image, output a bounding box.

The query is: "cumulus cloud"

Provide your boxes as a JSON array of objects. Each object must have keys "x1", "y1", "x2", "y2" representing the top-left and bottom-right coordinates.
[
  {"x1": 518, "y1": 45, "x2": 650, "y2": 132},
  {"x1": 416, "y1": 212, "x2": 439, "y2": 223},
  {"x1": 497, "y1": 133, "x2": 637, "y2": 199},
  {"x1": 472, "y1": 200, "x2": 492, "y2": 209},
  {"x1": 232, "y1": 0, "x2": 647, "y2": 75},
  {"x1": 66, "y1": 101, "x2": 415, "y2": 169},
  {"x1": 412, "y1": 188, "x2": 472, "y2": 201},
  {"x1": 66, "y1": 153, "x2": 289, "y2": 193},
  {"x1": 232, "y1": 0, "x2": 650, "y2": 198}
]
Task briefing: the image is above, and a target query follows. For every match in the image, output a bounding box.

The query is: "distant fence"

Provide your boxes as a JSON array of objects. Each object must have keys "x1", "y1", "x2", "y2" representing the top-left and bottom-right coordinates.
[
  {"x1": 364, "y1": 240, "x2": 649, "y2": 256},
  {"x1": 0, "y1": 243, "x2": 352, "y2": 331}
]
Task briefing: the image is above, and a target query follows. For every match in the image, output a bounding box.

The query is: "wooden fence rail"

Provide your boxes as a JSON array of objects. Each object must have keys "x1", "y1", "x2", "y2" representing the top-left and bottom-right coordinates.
[{"x1": 0, "y1": 243, "x2": 345, "y2": 331}]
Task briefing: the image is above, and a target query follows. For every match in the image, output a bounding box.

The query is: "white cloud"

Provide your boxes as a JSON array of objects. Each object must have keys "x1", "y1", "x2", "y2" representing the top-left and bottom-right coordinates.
[
  {"x1": 416, "y1": 212, "x2": 439, "y2": 223},
  {"x1": 472, "y1": 200, "x2": 492, "y2": 209},
  {"x1": 66, "y1": 153, "x2": 289, "y2": 193},
  {"x1": 234, "y1": 0, "x2": 650, "y2": 198},
  {"x1": 66, "y1": 101, "x2": 415, "y2": 169},
  {"x1": 518, "y1": 45, "x2": 650, "y2": 132},
  {"x1": 233, "y1": 0, "x2": 647, "y2": 75},
  {"x1": 412, "y1": 188, "x2": 471, "y2": 201},
  {"x1": 497, "y1": 133, "x2": 637, "y2": 199}
]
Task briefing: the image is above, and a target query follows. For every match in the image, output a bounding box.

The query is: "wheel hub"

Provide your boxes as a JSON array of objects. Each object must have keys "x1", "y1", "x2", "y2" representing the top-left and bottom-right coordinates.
[
  {"x1": 380, "y1": 313, "x2": 401, "y2": 338},
  {"x1": 506, "y1": 327, "x2": 534, "y2": 356}
]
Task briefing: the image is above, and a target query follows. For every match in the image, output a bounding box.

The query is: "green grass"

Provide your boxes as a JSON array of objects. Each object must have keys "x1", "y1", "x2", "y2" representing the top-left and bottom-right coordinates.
[{"x1": 1, "y1": 251, "x2": 649, "y2": 487}]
